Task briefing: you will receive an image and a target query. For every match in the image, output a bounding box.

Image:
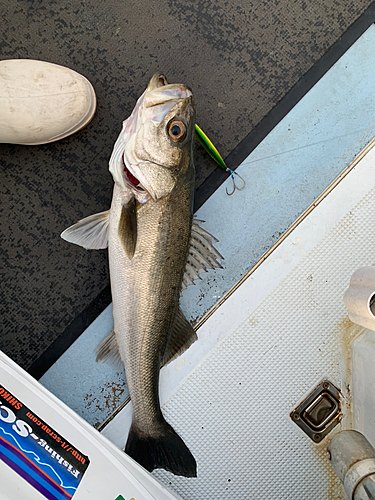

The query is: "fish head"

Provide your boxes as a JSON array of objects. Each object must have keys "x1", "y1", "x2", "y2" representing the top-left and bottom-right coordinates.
[{"x1": 110, "y1": 73, "x2": 195, "y2": 201}]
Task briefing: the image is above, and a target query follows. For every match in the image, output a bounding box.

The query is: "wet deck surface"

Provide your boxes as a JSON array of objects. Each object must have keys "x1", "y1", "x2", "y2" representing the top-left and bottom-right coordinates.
[{"x1": 1, "y1": 0, "x2": 374, "y2": 371}]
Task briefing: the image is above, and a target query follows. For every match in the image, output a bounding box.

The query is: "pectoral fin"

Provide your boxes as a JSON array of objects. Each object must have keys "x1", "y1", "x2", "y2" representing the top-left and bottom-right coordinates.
[
  {"x1": 118, "y1": 198, "x2": 137, "y2": 259},
  {"x1": 61, "y1": 211, "x2": 110, "y2": 249},
  {"x1": 161, "y1": 308, "x2": 197, "y2": 366}
]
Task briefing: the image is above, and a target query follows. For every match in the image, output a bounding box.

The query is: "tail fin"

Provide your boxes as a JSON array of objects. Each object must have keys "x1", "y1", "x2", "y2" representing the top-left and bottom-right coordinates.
[{"x1": 125, "y1": 421, "x2": 197, "y2": 477}]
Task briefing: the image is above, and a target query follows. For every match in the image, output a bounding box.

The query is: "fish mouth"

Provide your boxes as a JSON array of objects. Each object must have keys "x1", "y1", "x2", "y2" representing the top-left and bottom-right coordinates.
[
  {"x1": 123, "y1": 157, "x2": 146, "y2": 193},
  {"x1": 145, "y1": 73, "x2": 193, "y2": 108},
  {"x1": 147, "y1": 73, "x2": 169, "y2": 91}
]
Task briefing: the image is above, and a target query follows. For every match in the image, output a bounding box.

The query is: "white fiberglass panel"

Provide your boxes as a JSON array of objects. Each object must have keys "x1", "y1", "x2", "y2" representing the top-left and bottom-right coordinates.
[{"x1": 103, "y1": 145, "x2": 375, "y2": 499}]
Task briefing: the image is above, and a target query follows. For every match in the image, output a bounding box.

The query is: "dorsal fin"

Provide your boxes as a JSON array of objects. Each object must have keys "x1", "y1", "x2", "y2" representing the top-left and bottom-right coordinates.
[
  {"x1": 161, "y1": 307, "x2": 197, "y2": 366},
  {"x1": 181, "y1": 219, "x2": 223, "y2": 290}
]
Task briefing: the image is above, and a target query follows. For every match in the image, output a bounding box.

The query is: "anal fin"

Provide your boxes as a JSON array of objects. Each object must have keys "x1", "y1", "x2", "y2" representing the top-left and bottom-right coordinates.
[{"x1": 95, "y1": 329, "x2": 123, "y2": 370}]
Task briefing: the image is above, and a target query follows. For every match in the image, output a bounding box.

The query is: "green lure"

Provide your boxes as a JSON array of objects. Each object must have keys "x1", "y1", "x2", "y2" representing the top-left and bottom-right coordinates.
[{"x1": 194, "y1": 124, "x2": 245, "y2": 195}]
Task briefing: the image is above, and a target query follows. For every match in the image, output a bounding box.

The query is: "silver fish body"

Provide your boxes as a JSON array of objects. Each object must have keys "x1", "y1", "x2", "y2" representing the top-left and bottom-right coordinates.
[
  {"x1": 109, "y1": 178, "x2": 193, "y2": 431},
  {"x1": 62, "y1": 73, "x2": 222, "y2": 477}
]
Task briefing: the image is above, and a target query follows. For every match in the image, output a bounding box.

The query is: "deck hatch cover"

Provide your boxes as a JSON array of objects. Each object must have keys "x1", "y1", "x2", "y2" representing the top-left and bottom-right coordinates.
[{"x1": 290, "y1": 380, "x2": 342, "y2": 442}]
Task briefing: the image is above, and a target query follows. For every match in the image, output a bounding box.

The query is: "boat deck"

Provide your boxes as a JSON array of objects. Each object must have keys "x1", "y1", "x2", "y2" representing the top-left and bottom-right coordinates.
[
  {"x1": 41, "y1": 24, "x2": 375, "y2": 434},
  {"x1": 2, "y1": 4, "x2": 375, "y2": 499}
]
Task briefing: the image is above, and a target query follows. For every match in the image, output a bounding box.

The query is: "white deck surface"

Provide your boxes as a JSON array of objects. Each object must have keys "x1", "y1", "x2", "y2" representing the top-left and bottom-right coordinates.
[
  {"x1": 40, "y1": 26, "x2": 375, "y2": 431},
  {"x1": 102, "y1": 143, "x2": 375, "y2": 499}
]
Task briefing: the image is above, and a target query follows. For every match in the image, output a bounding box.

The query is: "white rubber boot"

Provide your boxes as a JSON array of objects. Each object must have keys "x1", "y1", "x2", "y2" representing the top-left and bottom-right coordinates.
[{"x1": 0, "y1": 59, "x2": 96, "y2": 145}]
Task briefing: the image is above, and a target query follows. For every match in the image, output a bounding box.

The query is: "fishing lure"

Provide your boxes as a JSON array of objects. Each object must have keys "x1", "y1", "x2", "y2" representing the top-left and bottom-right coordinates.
[{"x1": 195, "y1": 124, "x2": 246, "y2": 196}]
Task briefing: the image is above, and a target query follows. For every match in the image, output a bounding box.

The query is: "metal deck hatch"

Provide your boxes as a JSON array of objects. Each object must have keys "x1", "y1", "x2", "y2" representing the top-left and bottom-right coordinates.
[{"x1": 290, "y1": 380, "x2": 342, "y2": 442}]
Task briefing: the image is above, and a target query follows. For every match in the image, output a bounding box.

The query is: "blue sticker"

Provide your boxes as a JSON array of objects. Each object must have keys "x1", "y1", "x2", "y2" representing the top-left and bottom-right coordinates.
[{"x1": 0, "y1": 385, "x2": 89, "y2": 499}]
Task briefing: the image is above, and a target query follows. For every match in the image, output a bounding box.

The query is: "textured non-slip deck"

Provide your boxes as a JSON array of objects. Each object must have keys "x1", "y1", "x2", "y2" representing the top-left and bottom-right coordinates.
[
  {"x1": 102, "y1": 133, "x2": 375, "y2": 500},
  {"x1": 40, "y1": 25, "x2": 375, "y2": 430}
]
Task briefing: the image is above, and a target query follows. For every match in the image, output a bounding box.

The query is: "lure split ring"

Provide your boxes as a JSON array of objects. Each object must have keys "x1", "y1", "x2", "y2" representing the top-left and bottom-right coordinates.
[{"x1": 225, "y1": 168, "x2": 246, "y2": 196}]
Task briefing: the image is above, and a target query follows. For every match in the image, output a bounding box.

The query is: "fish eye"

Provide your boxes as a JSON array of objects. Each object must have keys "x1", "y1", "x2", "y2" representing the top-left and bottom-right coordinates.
[{"x1": 168, "y1": 120, "x2": 186, "y2": 143}]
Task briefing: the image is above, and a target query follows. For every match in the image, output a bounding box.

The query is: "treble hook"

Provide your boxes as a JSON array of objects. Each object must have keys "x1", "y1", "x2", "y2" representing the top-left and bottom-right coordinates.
[{"x1": 225, "y1": 168, "x2": 246, "y2": 196}]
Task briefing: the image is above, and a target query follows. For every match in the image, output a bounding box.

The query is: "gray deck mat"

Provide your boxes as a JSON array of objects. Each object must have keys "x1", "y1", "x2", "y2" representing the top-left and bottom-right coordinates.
[{"x1": 1, "y1": 0, "x2": 373, "y2": 370}]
